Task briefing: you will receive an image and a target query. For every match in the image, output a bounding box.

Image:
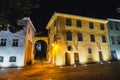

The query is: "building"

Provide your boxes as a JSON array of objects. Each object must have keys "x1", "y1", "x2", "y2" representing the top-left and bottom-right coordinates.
[
  {"x1": 46, "y1": 12, "x2": 111, "y2": 66},
  {"x1": 0, "y1": 17, "x2": 36, "y2": 67},
  {"x1": 108, "y1": 18, "x2": 120, "y2": 61}
]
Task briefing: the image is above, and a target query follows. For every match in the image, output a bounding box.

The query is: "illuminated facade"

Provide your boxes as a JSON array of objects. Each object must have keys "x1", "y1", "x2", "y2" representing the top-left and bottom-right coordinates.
[
  {"x1": 0, "y1": 17, "x2": 36, "y2": 67},
  {"x1": 108, "y1": 19, "x2": 120, "y2": 60},
  {"x1": 46, "y1": 13, "x2": 111, "y2": 66}
]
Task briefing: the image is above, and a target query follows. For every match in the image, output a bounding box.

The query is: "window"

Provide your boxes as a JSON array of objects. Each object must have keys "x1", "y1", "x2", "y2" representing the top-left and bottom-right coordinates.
[
  {"x1": 100, "y1": 23, "x2": 105, "y2": 30},
  {"x1": 117, "y1": 36, "x2": 120, "y2": 45},
  {"x1": 102, "y1": 36, "x2": 106, "y2": 43},
  {"x1": 90, "y1": 34, "x2": 95, "y2": 42},
  {"x1": 67, "y1": 32, "x2": 72, "y2": 41},
  {"x1": 66, "y1": 18, "x2": 72, "y2": 26},
  {"x1": 12, "y1": 39, "x2": 19, "y2": 47},
  {"x1": 89, "y1": 22, "x2": 94, "y2": 29},
  {"x1": 0, "y1": 39, "x2": 6, "y2": 46},
  {"x1": 115, "y1": 23, "x2": 120, "y2": 30},
  {"x1": 111, "y1": 36, "x2": 115, "y2": 44},
  {"x1": 78, "y1": 33, "x2": 83, "y2": 41},
  {"x1": 9, "y1": 56, "x2": 16, "y2": 62},
  {"x1": 68, "y1": 46, "x2": 72, "y2": 51},
  {"x1": 54, "y1": 34, "x2": 57, "y2": 41},
  {"x1": 109, "y1": 22, "x2": 113, "y2": 30},
  {"x1": 0, "y1": 56, "x2": 4, "y2": 62},
  {"x1": 109, "y1": 26, "x2": 113, "y2": 30},
  {"x1": 76, "y1": 20, "x2": 82, "y2": 27},
  {"x1": 88, "y1": 48, "x2": 92, "y2": 54}
]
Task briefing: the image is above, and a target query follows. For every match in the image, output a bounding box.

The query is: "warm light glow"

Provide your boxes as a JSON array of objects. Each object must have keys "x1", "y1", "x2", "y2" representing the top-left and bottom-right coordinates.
[{"x1": 52, "y1": 43, "x2": 55, "y2": 47}]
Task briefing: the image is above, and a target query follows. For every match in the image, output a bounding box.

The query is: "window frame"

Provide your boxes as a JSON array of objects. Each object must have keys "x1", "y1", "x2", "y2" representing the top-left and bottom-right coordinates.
[
  {"x1": 76, "y1": 20, "x2": 82, "y2": 27},
  {"x1": 89, "y1": 22, "x2": 94, "y2": 29},
  {"x1": 9, "y1": 56, "x2": 16, "y2": 62},
  {"x1": 78, "y1": 33, "x2": 83, "y2": 41},
  {"x1": 0, "y1": 39, "x2": 7, "y2": 46},
  {"x1": 66, "y1": 18, "x2": 72, "y2": 26},
  {"x1": 67, "y1": 31, "x2": 72, "y2": 41},
  {"x1": 12, "y1": 39, "x2": 19, "y2": 47},
  {"x1": 88, "y1": 48, "x2": 92, "y2": 54},
  {"x1": 111, "y1": 36, "x2": 115, "y2": 44},
  {"x1": 102, "y1": 35, "x2": 106, "y2": 43},
  {"x1": 100, "y1": 23, "x2": 105, "y2": 30},
  {"x1": 90, "y1": 34, "x2": 95, "y2": 42}
]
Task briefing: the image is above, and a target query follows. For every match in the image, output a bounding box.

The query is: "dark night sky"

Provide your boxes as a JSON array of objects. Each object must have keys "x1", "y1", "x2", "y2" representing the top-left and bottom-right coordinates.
[{"x1": 31, "y1": 0, "x2": 120, "y2": 35}]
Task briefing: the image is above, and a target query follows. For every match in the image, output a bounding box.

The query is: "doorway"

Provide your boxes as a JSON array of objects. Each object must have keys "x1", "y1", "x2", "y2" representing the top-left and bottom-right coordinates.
[
  {"x1": 111, "y1": 50, "x2": 117, "y2": 61},
  {"x1": 74, "y1": 53, "x2": 79, "y2": 63},
  {"x1": 65, "y1": 52, "x2": 71, "y2": 65},
  {"x1": 99, "y1": 51, "x2": 103, "y2": 61}
]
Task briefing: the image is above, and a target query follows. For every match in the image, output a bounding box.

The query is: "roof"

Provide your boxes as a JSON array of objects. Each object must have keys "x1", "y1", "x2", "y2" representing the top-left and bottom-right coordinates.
[
  {"x1": 107, "y1": 18, "x2": 120, "y2": 22},
  {"x1": 23, "y1": 17, "x2": 36, "y2": 32},
  {"x1": 46, "y1": 12, "x2": 108, "y2": 29}
]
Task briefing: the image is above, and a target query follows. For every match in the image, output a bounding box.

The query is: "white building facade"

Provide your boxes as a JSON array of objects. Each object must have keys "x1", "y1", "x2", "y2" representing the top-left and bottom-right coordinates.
[{"x1": 0, "y1": 17, "x2": 36, "y2": 67}]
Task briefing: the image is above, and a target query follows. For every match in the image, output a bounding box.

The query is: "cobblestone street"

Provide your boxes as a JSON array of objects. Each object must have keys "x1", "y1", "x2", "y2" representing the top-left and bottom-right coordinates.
[{"x1": 0, "y1": 61, "x2": 120, "y2": 80}]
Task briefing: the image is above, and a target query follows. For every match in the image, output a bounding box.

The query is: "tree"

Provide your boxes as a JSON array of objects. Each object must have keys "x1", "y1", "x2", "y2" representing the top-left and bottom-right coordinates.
[{"x1": 0, "y1": 0, "x2": 40, "y2": 26}]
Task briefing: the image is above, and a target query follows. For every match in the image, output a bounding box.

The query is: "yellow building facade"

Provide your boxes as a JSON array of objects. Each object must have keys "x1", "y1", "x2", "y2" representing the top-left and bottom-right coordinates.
[
  {"x1": 24, "y1": 18, "x2": 36, "y2": 66},
  {"x1": 46, "y1": 13, "x2": 111, "y2": 66}
]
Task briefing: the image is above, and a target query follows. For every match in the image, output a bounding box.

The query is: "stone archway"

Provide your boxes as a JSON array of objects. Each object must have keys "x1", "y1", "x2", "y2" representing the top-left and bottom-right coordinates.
[{"x1": 34, "y1": 40, "x2": 47, "y2": 61}]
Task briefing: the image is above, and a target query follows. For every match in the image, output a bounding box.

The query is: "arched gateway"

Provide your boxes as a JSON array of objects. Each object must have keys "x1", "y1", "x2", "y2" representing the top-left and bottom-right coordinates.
[{"x1": 34, "y1": 37, "x2": 48, "y2": 61}]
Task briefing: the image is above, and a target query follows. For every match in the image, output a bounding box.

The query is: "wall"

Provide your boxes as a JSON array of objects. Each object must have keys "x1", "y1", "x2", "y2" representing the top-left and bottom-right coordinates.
[
  {"x1": 0, "y1": 28, "x2": 26, "y2": 67},
  {"x1": 24, "y1": 21, "x2": 35, "y2": 66},
  {"x1": 47, "y1": 13, "x2": 111, "y2": 66},
  {"x1": 108, "y1": 20, "x2": 120, "y2": 60}
]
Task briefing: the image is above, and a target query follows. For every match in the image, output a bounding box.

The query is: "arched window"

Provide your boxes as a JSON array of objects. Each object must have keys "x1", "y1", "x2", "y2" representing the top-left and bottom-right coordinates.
[{"x1": 67, "y1": 32, "x2": 72, "y2": 41}]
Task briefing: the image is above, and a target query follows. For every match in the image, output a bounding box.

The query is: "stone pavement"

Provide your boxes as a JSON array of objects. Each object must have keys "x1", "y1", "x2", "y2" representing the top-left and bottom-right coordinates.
[{"x1": 0, "y1": 61, "x2": 120, "y2": 80}]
